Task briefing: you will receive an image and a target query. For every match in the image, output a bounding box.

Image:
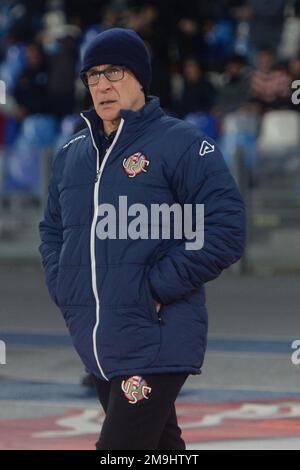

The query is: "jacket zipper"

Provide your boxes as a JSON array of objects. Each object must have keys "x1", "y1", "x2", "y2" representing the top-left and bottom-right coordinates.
[
  {"x1": 80, "y1": 113, "x2": 125, "y2": 380},
  {"x1": 95, "y1": 168, "x2": 101, "y2": 182},
  {"x1": 158, "y1": 312, "x2": 165, "y2": 325}
]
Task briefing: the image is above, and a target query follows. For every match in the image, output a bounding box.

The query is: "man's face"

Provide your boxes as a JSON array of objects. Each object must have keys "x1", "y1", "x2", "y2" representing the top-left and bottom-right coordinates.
[
  {"x1": 183, "y1": 59, "x2": 201, "y2": 83},
  {"x1": 258, "y1": 52, "x2": 274, "y2": 73},
  {"x1": 87, "y1": 64, "x2": 145, "y2": 122}
]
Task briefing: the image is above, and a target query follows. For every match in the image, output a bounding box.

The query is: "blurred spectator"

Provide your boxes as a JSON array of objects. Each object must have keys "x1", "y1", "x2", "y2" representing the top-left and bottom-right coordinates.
[
  {"x1": 216, "y1": 54, "x2": 250, "y2": 115},
  {"x1": 202, "y1": 16, "x2": 235, "y2": 70},
  {"x1": 248, "y1": 0, "x2": 285, "y2": 55},
  {"x1": 0, "y1": 42, "x2": 27, "y2": 92},
  {"x1": 220, "y1": 103, "x2": 259, "y2": 177},
  {"x1": 80, "y1": 4, "x2": 124, "y2": 59},
  {"x1": 64, "y1": 0, "x2": 111, "y2": 30},
  {"x1": 279, "y1": 0, "x2": 300, "y2": 61},
  {"x1": 175, "y1": 57, "x2": 216, "y2": 117},
  {"x1": 168, "y1": 0, "x2": 205, "y2": 62},
  {"x1": 0, "y1": 0, "x2": 43, "y2": 47},
  {"x1": 250, "y1": 48, "x2": 291, "y2": 112},
  {"x1": 169, "y1": 0, "x2": 241, "y2": 64},
  {"x1": 230, "y1": 1, "x2": 253, "y2": 57},
  {"x1": 289, "y1": 55, "x2": 300, "y2": 83},
  {"x1": 39, "y1": 8, "x2": 80, "y2": 118},
  {"x1": 125, "y1": 2, "x2": 172, "y2": 108},
  {"x1": 176, "y1": 17, "x2": 204, "y2": 62},
  {"x1": 14, "y1": 42, "x2": 48, "y2": 119},
  {"x1": 148, "y1": 43, "x2": 172, "y2": 110},
  {"x1": 46, "y1": 35, "x2": 79, "y2": 117},
  {"x1": 126, "y1": 2, "x2": 169, "y2": 65}
]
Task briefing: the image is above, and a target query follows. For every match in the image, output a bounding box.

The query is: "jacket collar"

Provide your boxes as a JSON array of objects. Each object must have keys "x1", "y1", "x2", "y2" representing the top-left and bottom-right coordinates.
[{"x1": 81, "y1": 96, "x2": 164, "y2": 145}]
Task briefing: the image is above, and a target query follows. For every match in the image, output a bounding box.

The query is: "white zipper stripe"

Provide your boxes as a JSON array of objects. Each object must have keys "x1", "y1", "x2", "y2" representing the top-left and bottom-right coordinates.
[{"x1": 81, "y1": 113, "x2": 125, "y2": 380}]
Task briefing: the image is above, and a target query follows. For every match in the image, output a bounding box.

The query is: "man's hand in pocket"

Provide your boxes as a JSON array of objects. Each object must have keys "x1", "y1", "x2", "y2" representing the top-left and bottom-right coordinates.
[{"x1": 155, "y1": 301, "x2": 162, "y2": 313}]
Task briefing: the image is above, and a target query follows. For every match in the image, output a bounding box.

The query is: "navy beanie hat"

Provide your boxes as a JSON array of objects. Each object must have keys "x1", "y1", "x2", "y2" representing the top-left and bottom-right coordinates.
[{"x1": 80, "y1": 28, "x2": 152, "y2": 94}]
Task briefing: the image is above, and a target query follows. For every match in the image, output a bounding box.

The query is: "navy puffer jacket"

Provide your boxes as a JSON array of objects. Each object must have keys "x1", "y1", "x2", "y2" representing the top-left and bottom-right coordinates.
[{"x1": 39, "y1": 97, "x2": 246, "y2": 381}]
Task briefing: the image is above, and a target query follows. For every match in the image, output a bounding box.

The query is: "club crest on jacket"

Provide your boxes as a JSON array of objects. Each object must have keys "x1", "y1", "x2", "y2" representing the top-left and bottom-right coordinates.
[
  {"x1": 123, "y1": 152, "x2": 149, "y2": 178},
  {"x1": 121, "y1": 375, "x2": 152, "y2": 404}
]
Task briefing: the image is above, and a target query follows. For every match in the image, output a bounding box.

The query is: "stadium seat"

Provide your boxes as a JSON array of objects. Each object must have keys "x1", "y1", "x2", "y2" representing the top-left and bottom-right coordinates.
[
  {"x1": 3, "y1": 138, "x2": 43, "y2": 194},
  {"x1": 21, "y1": 115, "x2": 59, "y2": 147},
  {"x1": 2, "y1": 115, "x2": 59, "y2": 195},
  {"x1": 258, "y1": 110, "x2": 300, "y2": 155}
]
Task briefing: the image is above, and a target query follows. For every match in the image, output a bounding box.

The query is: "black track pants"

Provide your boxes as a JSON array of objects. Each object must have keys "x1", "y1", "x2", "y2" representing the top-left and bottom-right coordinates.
[{"x1": 93, "y1": 372, "x2": 189, "y2": 450}]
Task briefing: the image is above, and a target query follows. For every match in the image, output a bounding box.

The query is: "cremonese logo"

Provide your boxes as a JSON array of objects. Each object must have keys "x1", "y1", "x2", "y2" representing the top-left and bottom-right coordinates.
[
  {"x1": 0, "y1": 80, "x2": 6, "y2": 105},
  {"x1": 0, "y1": 340, "x2": 6, "y2": 365}
]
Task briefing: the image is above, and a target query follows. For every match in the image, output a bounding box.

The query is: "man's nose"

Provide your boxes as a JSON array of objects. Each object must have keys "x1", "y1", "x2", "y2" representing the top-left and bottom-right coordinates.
[{"x1": 96, "y1": 74, "x2": 112, "y2": 91}]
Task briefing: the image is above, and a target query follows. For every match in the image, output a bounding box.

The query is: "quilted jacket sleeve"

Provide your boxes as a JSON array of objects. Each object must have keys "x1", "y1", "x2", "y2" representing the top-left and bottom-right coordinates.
[
  {"x1": 148, "y1": 136, "x2": 246, "y2": 305},
  {"x1": 39, "y1": 153, "x2": 63, "y2": 306}
]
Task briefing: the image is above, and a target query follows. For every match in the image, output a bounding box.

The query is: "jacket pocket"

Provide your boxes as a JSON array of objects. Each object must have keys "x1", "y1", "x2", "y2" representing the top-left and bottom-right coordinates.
[
  {"x1": 98, "y1": 305, "x2": 161, "y2": 371},
  {"x1": 141, "y1": 265, "x2": 159, "y2": 324}
]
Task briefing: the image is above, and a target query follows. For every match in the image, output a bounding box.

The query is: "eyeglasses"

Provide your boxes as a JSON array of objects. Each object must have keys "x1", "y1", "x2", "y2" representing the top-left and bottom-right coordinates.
[{"x1": 83, "y1": 66, "x2": 125, "y2": 86}]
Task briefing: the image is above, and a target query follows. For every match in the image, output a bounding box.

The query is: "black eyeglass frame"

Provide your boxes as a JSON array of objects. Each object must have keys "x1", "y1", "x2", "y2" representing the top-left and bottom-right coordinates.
[{"x1": 81, "y1": 65, "x2": 126, "y2": 87}]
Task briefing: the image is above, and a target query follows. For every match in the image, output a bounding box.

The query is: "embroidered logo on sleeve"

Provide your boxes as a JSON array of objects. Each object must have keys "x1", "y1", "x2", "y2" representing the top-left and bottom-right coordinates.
[
  {"x1": 199, "y1": 140, "x2": 215, "y2": 157},
  {"x1": 121, "y1": 375, "x2": 152, "y2": 404}
]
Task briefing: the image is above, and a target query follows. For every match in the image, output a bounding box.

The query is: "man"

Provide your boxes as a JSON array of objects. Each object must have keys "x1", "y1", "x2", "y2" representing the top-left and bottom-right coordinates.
[
  {"x1": 39, "y1": 28, "x2": 246, "y2": 450},
  {"x1": 250, "y1": 48, "x2": 291, "y2": 112}
]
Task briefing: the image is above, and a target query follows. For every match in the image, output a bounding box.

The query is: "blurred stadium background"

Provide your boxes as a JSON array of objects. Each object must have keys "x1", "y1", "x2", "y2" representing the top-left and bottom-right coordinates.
[{"x1": 0, "y1": 0, "x2": 300, "y2": 450}]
